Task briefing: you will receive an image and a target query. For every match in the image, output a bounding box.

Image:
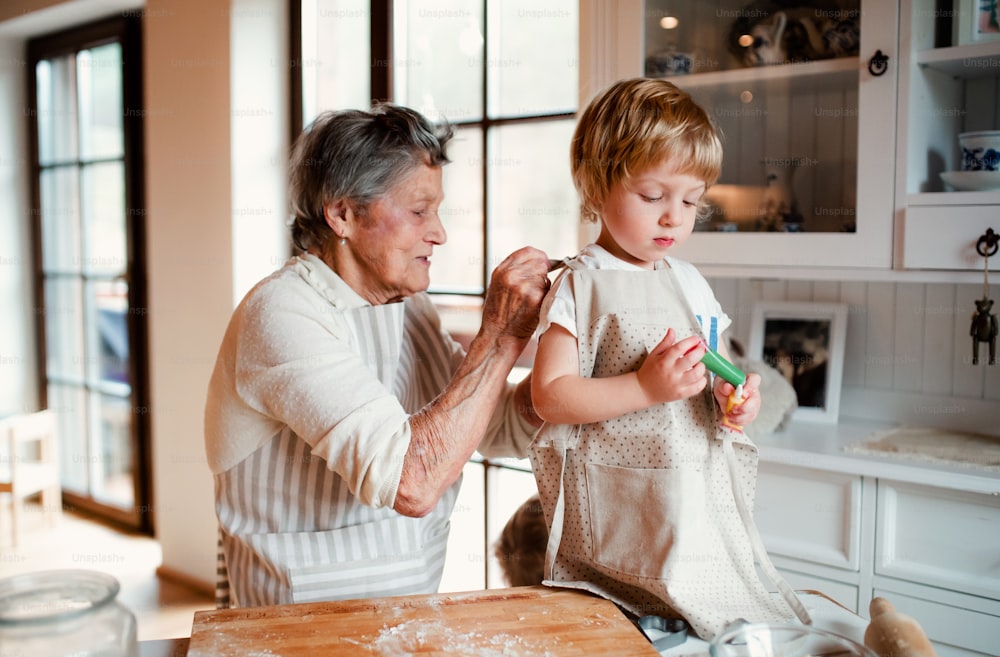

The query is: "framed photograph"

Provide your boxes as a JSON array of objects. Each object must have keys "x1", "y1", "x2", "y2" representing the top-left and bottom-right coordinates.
[
  {"x1": 748, "y1": 301, "x2": 848, "y2": 424},
  {"x1": 955, "y1": 0, "x2": 1000, "y2": 45}
]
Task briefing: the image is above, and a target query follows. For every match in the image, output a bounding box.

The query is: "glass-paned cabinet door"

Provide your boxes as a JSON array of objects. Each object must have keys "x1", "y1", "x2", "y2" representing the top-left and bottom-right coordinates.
[
  {"x1": 580, "y1": 0, "x2": 898, "y2": 270},
  {"x1": 894, "y1": 0, "x2": 1000, "y2": 272}
]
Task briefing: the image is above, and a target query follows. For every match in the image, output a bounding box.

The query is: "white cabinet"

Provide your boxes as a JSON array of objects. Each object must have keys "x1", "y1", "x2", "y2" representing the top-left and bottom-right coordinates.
[
  {"x1": 755, "y1": 461, "x2": 868, "y2": 613},
  {"x1": 755, "y1": 463, "x2": 1000, "y2": 657},
  {"x1": 875, "y1": 480, "x2": 1000, "y2": 600},
  {"x1": 580, "y1": 0, "x2": 1000, "y2": 276},
  {"x1": 580, "y1": 0, "x2": 898, "y2": 269},
  {"x1": 755, "y1": 463, "x2": 863, "y2": 571},
  {"x1": 895, "y1": 0, "x2": 1000, "y2": 272}
]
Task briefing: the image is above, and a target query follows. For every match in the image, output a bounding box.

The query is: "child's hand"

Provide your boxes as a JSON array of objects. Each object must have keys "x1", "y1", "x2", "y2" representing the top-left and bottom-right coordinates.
[
  {"x1": 713, "y1": 372, "x2": 762, "y2": 427},
  {"x1": 636, "y1": 329, "x2": 708, "y2": 404}
]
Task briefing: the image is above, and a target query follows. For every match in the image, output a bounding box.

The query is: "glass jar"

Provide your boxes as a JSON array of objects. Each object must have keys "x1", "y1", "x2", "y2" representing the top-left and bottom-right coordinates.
[{"x1": 0, "y1": 569, "x2": 138, "y2": 657}]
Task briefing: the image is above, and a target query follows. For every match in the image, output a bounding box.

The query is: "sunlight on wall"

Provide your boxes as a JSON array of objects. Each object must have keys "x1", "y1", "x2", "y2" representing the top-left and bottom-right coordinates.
[{"x1": 230, "y1": 0, "x2": 291, "y2": 305}]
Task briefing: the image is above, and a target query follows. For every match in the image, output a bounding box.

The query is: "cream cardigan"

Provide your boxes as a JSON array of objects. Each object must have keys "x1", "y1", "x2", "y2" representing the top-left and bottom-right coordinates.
[{"x1": 204, "y1": 254, "x2": 535, "y2": 509}]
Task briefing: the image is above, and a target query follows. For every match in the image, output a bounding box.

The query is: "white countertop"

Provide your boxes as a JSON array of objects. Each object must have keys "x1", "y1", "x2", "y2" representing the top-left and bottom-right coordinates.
[{"x1": 752, "y1": 419, "x2": 1000, "y2": 496}]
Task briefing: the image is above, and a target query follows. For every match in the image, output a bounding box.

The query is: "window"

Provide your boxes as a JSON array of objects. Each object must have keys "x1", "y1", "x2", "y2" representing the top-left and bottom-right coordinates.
[
  {"x1": 298, "y1": 0, "x2": 579, "y2": 588},
  {"x1": 300, "y1": 1, "x2": 579, "y2": 295},
  {"x1": 27, "y1": 16, "x2": 150, "y2": 532}
]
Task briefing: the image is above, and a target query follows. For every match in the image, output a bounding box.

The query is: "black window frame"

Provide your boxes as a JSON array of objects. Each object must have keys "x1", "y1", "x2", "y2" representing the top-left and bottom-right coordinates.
[{"x1": 26, "y1": 13, "x2": 152, "y2": 533}]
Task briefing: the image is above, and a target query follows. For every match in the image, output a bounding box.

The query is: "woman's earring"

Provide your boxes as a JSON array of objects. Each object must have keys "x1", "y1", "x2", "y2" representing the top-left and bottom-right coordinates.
[{"x1": 339, "y1": 237, "x2": 346, "y2": 246}]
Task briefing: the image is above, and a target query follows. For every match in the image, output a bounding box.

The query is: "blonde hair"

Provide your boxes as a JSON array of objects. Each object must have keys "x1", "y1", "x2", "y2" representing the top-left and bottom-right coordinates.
[
  {"x1": 571, "y1": 78, "x2": 723, "y2": 224},
  {"x1": 494, "y1": 495, "x2": 547, "y2": 587}
]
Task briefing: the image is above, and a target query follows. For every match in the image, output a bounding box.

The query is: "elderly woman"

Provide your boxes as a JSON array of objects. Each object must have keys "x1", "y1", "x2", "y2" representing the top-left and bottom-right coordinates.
[{"x1": 204, "y1": 104, "x2": 550, "y2": 607}]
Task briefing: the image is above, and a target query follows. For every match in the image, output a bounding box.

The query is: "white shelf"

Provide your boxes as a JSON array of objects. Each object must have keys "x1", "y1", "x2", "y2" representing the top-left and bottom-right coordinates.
[
  {"x1": 916, "y1": 42, "x2": 1000, "y2": 78},
  {"x1": 662, "y1": 57, "x2": 859, "y2": 93},
  {"x1": 908, "y1": 190, "x2": 1000, "y2": 206},
  {"x1": 698, "y1": 263, "x2": 997, "y2": 283}
]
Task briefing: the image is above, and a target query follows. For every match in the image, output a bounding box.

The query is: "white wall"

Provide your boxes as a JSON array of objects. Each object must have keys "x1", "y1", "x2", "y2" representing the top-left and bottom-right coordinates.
[
  {"x1": 0, "y1": 35, "x2": 36, "y2": 417},
  {"x1": 712, "y1": 277, "x2": 1000, "y2": 435},
  {"x1": 143, "y1": 0, "x2": 234, "y2": 588},
  {"x1": 144, "y1": 0, "x2": 288, "y2": 588},
  {"x1": 230, "y1": 0, "x2": 290, "y2": 303}
]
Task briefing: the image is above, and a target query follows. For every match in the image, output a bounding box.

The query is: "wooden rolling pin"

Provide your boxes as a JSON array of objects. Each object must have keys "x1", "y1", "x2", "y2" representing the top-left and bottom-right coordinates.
[{"x1": 864, "y1": 597, "x2": 938, "y2": 657}]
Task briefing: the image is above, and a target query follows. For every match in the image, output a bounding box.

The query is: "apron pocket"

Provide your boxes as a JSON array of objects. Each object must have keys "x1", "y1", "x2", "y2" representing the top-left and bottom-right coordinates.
[
  {"x1": 285, "y1": 523, "x2": 450, "y2": 603},
  {"x1": 249, "y1": 515, "x2": 450, "y2": 604},
  {"x1": 585, "y1": 462, "x2": 704, "y2": 579}
]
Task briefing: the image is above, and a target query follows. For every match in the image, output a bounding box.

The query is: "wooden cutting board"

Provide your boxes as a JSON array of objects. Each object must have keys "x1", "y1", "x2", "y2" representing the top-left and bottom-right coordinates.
[{"x1": 187, "y1": 585, "x2": 661, "y2": 656}]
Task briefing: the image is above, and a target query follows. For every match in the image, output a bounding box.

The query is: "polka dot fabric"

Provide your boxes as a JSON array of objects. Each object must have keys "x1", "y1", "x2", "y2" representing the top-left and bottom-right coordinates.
[{"x1": 528, "y1": 263, "x2": 799, "y2": 641}]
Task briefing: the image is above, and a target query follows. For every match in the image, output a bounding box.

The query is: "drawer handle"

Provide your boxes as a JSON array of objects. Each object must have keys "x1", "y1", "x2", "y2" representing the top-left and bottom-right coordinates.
[
  {"x1": 868, "y1": 50, "x2": 889, "y2": 76},
  {"x1": 976, "y1": 228, "x2": 998, "y2": 258}
]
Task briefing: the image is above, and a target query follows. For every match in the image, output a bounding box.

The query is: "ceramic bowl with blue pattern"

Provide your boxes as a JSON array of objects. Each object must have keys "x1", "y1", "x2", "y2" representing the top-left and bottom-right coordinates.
[{"x1": 960, "y1": 131, "x2": 1000, "y2": 172}]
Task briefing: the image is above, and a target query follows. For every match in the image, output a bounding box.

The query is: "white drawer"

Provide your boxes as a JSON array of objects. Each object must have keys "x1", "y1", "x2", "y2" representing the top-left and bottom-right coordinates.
[
  {"x1": 902, "y1": 204, "x2": 999, "y2": 270},
  {"x1": 772, "y1": 567, "x2": 858, "y2": 614},
  {"x1": 755, "y1": 463, "x2": 862, "y2": 571},
  {"x1": 872, "y1": 588, "x2": 1000, "y2": 657},
  {"x1": 875, "y1": 481, "x2": 1000, "y2": 599}
]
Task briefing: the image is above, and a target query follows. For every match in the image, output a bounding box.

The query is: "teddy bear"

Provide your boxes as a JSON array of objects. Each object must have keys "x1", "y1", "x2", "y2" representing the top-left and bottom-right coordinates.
[{"x1": 971, "y1": 296, "x2": 998, "y2": 365}]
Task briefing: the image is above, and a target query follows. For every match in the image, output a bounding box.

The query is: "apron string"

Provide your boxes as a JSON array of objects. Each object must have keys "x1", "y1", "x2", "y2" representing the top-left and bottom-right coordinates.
[{"x1": 722, "y1": 433, "x2": 813, "y2": 625}]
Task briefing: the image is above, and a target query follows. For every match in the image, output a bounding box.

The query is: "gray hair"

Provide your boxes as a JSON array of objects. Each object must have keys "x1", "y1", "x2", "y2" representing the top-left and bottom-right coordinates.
[{"x1": 288, "y1": 103, "x2": 454, "y2": 252}]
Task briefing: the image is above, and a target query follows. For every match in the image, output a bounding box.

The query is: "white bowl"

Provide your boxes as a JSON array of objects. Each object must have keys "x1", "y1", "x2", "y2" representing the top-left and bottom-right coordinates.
[
  {"x1": 959, "y1": 130, "x2": 1000, "y2": 172},
  {"x1": 941, "y1": 170, "x2": 1000, "y2": 191}
]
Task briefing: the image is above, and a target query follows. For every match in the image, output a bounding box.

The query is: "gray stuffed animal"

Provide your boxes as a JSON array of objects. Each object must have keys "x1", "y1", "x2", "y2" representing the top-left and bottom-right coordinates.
[{"x1": 728, "y1": 337, "x2": 798, "y2": 436}]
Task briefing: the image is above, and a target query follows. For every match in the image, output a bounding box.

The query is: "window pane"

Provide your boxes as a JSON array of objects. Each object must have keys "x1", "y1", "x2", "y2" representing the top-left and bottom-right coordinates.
[
  {"x1": 44, "y1": 278, "x2": 85, "y2": 382},
  {"x1": 89, "y1": 279, "x2": 131, "y2": 390},
  {"x1": 77, "y1": 44, "x2": 124, "y2": 160},
  {"x1": 485, "y1": 464, "x2": 537, "y2": 588},
  {"x1": 487, "y1": 120, "x2": 579, "y2": 266},
  {"x1": 487, "y1": 0, "x2": 578, "y2": 117},
  {"x1": 432, "y1": 127, "x2": 484, "y2": 292},
  {"x1": 394, "y1": 0, "x2": 484, "y2": 122},
  {"x1": 303, "y1": 0, "x2": 370, "y2": 119},
  {"x1": 35, "y1": 56, "x2": 78, "y2": 165},
  {"x1": 40, "y1": 167, "x2": 82, "y2": 273},
  {"x1": 49, "y1": 382, "x2": 88, "y2": 494},
  {"x1": 81, "y1": 162, "x2": 127, "y2": 275},
  {"x1": 439, "y1": 461, "x2": 485, "y2": 592},
  {"x1": 90, "y1": 392, "x2": 134, "y2": 509}
]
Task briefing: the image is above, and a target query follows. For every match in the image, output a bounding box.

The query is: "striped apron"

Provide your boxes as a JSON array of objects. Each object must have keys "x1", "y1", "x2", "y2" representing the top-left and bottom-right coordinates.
[
  {"x1": 528, "y1": 259, "x2": 810, "y2": 640},
  {"x1": 216, "y1": 297, "x2": 459, "y2": 607}
]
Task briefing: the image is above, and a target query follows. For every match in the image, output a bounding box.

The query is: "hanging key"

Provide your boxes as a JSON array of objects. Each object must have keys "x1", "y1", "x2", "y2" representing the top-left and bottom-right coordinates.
[{"x1": 971, "y1": 228, "x2": 998, "y2": 366}]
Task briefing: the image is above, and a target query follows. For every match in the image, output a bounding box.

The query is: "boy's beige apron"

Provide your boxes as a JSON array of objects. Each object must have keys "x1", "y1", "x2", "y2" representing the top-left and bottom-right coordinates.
[{"x1": 528, "y1": 260, "x2": 810, "y2": 640}]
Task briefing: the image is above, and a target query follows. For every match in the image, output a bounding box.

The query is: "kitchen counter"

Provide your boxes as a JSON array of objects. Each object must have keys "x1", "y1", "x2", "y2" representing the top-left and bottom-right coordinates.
[
  {"x1": 752, "y1": 419, "x2": 1000, "y2": 495},
  {"x1": 184, "y1": 586, "x2": 660, "y2": 656},
  {"x1": 139, "y1": 637, "x2": 189, "y2": 657},
  {"x1": 145, "y1": 590, "x2": 865, "y2": 657}
]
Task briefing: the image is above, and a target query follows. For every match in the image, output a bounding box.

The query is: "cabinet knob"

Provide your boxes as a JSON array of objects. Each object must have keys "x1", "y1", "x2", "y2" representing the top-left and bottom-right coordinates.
[
  {"x1": 868, "y1": 50, "x2": 889, "y2": 76},
  {"x1": 976, "y1": 228, "x2": 998, "y2": 258}
]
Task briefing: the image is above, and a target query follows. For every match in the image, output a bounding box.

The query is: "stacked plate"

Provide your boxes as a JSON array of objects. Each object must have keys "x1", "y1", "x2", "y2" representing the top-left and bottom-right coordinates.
[{"x1": 940, "y1": 170, "x2": 1000, "y2": 191}]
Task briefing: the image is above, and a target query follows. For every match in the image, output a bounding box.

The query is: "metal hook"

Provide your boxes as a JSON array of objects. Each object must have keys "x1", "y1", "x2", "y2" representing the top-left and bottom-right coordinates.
[{"x1": 976, "y1": 228, "x2": 998, "y2": 258}]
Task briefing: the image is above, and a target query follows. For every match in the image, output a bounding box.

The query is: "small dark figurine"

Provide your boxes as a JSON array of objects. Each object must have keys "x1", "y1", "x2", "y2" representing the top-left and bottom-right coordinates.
[
  {"x1": 971, "y1": 296, "x2": 998, "y2": 365},
  {"x1": 727, "y1": 1, "x2": 860, "y2": 67}
]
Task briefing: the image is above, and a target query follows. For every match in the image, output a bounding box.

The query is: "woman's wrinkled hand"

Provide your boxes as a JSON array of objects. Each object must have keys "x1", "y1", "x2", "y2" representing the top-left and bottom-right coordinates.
[{"x1": 480, "y1": 247, "x2": 551, "y2": 341}]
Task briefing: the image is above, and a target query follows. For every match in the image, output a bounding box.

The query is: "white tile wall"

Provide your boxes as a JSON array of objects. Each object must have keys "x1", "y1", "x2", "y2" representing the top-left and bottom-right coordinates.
[{"x1": 710, "y1": 278, "x2": 1000, "y2": 424}]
